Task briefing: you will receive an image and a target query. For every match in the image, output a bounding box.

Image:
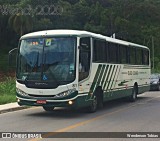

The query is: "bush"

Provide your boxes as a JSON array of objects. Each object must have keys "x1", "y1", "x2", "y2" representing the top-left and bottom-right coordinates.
[{"x1": 0, "y1": 77, "x2": 16, "y2": 105}]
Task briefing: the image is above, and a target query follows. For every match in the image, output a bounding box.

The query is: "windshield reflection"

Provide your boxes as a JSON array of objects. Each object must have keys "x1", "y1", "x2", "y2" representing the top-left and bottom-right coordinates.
[{"x1": 17, "y1": 37, "x2": 76, "y2": 87}]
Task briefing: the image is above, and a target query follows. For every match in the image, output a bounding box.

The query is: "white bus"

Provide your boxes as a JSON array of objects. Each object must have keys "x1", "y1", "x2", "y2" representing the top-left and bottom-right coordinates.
[{"x1": 14, "y1": 30, "x2": 150, "y2": 112}]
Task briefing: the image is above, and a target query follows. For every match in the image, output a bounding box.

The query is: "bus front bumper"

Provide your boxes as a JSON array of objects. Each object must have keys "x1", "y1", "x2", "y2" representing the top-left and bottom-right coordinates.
[{"x1": 16, "y1": 93, "x2": 90, "y2": 109}]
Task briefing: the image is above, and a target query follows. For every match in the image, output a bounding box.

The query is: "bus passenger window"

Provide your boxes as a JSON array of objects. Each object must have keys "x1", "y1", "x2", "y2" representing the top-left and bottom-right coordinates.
[
  {"x1": 120, "y1": 45, "x2": 127, "y2": 64},
  {"x1": 130, "y1": 47, "x2": 136, "y2": 64},
  {"x1": 136, "y1": 48, "x2": 142, "y2": 65},
  {"x1": 142, "y1": 49, "x2": 149, "y2": 65},
  {"x1": 79, "y1": 37, "x2": 91, "y2": 81}
]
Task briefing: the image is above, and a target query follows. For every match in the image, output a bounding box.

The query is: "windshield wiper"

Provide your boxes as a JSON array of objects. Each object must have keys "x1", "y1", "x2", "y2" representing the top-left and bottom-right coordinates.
[
  {"x1": 41, "y1": 52, "x2": 60, "y2": 85},
  {"x1": 46, "y1": 61, "x2": 60, "y2": 84},
  {"x1": 25, "y1": 52, "x2": 39, "y2": 82}
]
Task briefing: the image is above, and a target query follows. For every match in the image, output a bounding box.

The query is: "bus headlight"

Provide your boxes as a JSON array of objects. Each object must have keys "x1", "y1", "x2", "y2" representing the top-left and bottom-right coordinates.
[
  {"x1": 16, "y1": 88, "x2": 28, "y2": 96},
  {"x1": 55, "y1": 89, "x2": 76, "y2": 98}
]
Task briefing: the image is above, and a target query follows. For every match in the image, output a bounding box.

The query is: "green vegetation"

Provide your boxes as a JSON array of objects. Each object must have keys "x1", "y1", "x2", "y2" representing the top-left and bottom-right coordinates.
[
  {"x1": 0, "y1": 53, "x2": 8, "y2": 72},
  {"x1": 0, "y1": 0, "x2": 160, "y2": 73},
  {"x1": 0, "y1": 77, "x2": 16, "y2": 105},
  {"x1": 0, "y1": 0, "x2": 160, "y2": 105}
]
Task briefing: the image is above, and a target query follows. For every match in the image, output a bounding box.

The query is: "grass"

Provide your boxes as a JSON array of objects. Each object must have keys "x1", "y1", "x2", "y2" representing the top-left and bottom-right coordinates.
[
  {"x1": 0, "y1": 47, "x2": 17, "y2": 105},
  {"x1": 0, "y1": 77, "x2": 16, "y2": 105}
]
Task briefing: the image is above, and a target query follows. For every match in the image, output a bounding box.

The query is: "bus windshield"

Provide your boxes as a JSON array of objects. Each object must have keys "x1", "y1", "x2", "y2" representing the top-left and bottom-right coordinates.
[{"x1": 17, "y1": 37, "x2": 76, "y2": 88}]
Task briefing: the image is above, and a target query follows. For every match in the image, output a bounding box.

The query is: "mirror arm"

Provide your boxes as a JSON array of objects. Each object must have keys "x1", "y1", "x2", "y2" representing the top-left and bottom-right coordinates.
[
  {"x1": 8, "y1": 48, "x2": 18, "y2": 67},
  {"x1": 9, "y1": 48, "x2": 18, "y2": 55}
]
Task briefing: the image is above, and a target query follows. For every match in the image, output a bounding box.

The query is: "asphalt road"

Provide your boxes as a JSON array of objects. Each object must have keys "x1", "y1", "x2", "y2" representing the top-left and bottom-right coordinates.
[{"x1": 0, "y1": 91, "x2": 160, "y2": 141}]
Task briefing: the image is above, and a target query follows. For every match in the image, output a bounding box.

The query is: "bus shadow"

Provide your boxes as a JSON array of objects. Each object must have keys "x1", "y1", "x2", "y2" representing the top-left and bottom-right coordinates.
[
  {"x1": 26, "y1": 96, "x2": 150, "y2": 118},
  {"x1": 26, "y1": 107, "x2": 90, "y2": 119}
]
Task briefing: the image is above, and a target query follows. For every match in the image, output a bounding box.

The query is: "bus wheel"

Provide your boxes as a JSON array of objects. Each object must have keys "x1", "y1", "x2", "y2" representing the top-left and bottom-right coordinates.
[
  {"x1": 88, "y1": 95, "x2": 97, "y2": 113},
  {"x1": 43, "y1": 106, "x2": 55, "y2": 111},
  {"x1": 158, "y1": 84, "x2": 160, "y2": 91},
  {"x1": 129, "y1": 86, "x2": 137, "y2": 102},
  {"x1": 97, "y1": 89, "x2": 104, "y2": 109}
]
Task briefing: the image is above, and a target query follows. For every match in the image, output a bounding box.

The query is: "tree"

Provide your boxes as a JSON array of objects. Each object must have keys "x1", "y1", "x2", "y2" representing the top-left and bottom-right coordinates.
[
  {"x1": 0, "y1": 0, "x2": 160, "y2": 73},
  {"x1": 8, "y1": 13, "x2": 33, "y2": 36}
]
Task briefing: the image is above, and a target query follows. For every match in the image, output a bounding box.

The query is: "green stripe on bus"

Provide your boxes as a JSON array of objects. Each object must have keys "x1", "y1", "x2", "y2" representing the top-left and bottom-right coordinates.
[
  {"x1": 113, "y1": 65, "x2": 121, "y2": 89},
  {"x1": 107, "y1": 65, "x2": 115, "y2": 91},
  {"x1": 95, "y1": 65, "x2": 106, "y2": 89},
  {"x1": 103, "y1": 65, "x2": 113, "y2": 90},
  {"x1": 109, "y1": 65, "x2": 119, "y2": 91},
  {"x1": 101, "y1": 65, "x2": 109, "y2": 88},
  {"x1": 89, "y1": 64, "x2": 102, "y2": 93},
  {"x1": 106, "y1": 65, "x2": 116, "y2": 91}
]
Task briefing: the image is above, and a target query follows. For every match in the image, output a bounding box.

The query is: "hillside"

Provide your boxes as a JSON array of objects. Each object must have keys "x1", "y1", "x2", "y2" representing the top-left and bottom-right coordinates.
[{"x1": 0, "y1": 0, "x2": 160, "y2": 72}]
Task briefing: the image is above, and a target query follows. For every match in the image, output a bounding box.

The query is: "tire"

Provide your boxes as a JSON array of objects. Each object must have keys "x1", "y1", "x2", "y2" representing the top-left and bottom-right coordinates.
[
  {"x1": 43, "y1": 106, "x2": 55, "y2": 111},
  {"x1": 97, "y1": 89, "x2": 104, "y2": 109},
  {"x1": 129, "y1": 86, "x2": 137, "y2": 102},
  {"x1": 157, "y1": 84, "x2": 160, "y2": 91},
  {"x1": 88, "y1": 88, "x2": 104, "y2": 113},
  {"x1": 88, "y1": 95, "x2": 98, "y2": 113}
]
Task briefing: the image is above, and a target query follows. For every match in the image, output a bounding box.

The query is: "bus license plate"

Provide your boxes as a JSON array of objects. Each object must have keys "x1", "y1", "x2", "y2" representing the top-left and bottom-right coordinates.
[{"x1": 37, "y1": 100, "x2": 46, "y2": 104}]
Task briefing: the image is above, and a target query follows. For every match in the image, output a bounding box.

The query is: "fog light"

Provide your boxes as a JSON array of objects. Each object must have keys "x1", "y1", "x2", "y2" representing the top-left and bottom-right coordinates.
[{"x1": 68, "y1": 101, "x2": 73, "y2": 105}]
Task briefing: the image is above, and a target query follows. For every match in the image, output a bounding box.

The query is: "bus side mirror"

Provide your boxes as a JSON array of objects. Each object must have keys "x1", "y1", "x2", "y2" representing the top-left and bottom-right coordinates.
[{"x1": 8, "y1": 48, "x2": 18, "y2": 69}]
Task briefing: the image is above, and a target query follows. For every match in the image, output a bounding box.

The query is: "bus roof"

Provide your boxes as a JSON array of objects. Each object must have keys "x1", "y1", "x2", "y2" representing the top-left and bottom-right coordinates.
[{"x1": 21, "y1": 29, "x2": 148, "y2": 49}]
